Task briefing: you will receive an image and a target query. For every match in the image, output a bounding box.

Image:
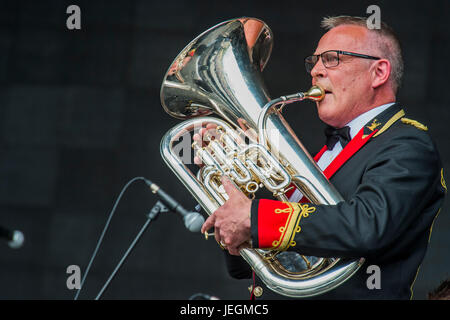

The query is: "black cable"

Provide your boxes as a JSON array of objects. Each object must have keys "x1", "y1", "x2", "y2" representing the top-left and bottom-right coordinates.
[{"x1": 74, "y1": 176, "x2": 150, "y2": 300}]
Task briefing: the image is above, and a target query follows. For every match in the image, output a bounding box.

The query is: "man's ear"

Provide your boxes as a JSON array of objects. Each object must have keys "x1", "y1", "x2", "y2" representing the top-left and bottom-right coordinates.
[{"x1": 371, "y1": 59, "x2": 391, "y2": 89}]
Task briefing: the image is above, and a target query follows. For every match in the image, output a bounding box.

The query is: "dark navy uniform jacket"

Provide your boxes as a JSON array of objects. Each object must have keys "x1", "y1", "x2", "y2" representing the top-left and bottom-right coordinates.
[{"x1": 224, "y1": 104, "x2": 447, "y2": 299}]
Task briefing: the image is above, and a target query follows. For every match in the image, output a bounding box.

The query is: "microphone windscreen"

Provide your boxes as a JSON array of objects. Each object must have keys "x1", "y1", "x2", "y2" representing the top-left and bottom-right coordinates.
[{"x1": 184, "y1": 212, "x2": 205, "y2": 232}]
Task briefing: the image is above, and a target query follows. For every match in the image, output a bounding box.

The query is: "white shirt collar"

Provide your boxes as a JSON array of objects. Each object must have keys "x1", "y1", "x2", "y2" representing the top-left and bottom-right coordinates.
[{"x1": 345, "y1": 102, "x2": 396, "y2": 139}]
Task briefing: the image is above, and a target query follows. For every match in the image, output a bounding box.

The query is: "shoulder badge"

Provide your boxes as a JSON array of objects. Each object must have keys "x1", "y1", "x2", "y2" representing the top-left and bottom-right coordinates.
[
  {"x1": 401, "y1": 118, "x2": 428, "y2": 131},
  {"x1": 367, "y1": 119, "x2": 382, "y2": 131}
]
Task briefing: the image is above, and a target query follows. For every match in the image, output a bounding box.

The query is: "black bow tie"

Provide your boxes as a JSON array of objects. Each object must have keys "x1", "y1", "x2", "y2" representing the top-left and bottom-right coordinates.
[{"x1": 324, "y1": 125, "x2": 351, "y2": 150}]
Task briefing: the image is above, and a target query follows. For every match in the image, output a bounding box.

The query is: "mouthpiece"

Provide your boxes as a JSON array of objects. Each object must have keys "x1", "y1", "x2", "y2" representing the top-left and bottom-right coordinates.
[{"x1": 304, "y1": 85, "x2": 325, "y2": 102}]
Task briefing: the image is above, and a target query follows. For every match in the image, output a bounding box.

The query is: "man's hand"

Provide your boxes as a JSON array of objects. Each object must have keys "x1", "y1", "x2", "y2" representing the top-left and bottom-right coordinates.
[{"x1": 201, "y1": 176, "x2": 252, "y2": 255}]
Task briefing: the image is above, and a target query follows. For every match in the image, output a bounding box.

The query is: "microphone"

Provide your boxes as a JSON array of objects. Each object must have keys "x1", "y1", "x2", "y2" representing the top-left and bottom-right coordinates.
[
  {"x1": 145, "y1": 180, "x2": 205, "y2": 232},
  {"x1": 0, "y1": 225, "x2": 25, "y2": 249}
]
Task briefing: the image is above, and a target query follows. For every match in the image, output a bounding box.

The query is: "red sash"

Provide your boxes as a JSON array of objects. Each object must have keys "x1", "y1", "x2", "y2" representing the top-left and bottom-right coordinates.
[
  {"x1": 285, "y1": 127, "x2": 378, "y2": 200},
  {"x1": 314, "y1": 127, "x2": 378, "y2": 179}
]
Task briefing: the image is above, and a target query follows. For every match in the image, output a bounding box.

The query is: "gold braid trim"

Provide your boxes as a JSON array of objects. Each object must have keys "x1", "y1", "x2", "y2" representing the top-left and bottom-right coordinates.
[
  {"x1": 372, "y1": 110, "x2": 405, "y2": 138},
  {"x1": 272, "y1": 202, "x2": 316, "y2": 251},
  {"x1": 401, "y1": 118, "x2": 428, "y2": 131}
]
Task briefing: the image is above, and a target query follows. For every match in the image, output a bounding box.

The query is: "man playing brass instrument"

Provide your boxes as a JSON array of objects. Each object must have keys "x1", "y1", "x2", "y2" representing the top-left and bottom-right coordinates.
[{"x1": 200, "y1": 16, "x2": 446, "y2": 299}]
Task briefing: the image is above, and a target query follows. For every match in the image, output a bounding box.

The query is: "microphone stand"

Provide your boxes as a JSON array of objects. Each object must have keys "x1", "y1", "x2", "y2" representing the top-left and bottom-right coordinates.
[
  {"x1": 94, "y1": 200, "x2": 168, "y2": 300},
  {"x1": 74, "y1": 176, "x2": 203, "y2": 300}
]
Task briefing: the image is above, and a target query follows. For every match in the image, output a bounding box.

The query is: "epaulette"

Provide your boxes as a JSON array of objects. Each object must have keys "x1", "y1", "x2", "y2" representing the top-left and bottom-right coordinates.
[{"x1": 400, "y1": 118, "x2": 428, "y2": 131}]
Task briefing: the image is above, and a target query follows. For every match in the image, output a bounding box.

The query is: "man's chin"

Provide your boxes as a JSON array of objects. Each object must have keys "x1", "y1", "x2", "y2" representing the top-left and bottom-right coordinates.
[
  {"x1": 317, "y1": 103, "x2": 337, "y2": 126},
  {"x1": 316, "y1": 99, "x2": 332, "y2": 113}
]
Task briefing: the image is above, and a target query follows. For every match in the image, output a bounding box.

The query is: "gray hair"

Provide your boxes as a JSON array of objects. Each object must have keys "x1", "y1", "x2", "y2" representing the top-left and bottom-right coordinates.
[{"x1": 321, "y1": 16, "x2": 403, "y2": 93}]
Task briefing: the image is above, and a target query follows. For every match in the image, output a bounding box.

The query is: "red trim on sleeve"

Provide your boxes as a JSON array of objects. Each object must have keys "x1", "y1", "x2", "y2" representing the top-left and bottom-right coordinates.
[
  {"x1": 257, "y1": 199, "x2": 291, "y2": 248},
  {"x1": 257, "y1": 199, "x2": 316, "y2": 250}
]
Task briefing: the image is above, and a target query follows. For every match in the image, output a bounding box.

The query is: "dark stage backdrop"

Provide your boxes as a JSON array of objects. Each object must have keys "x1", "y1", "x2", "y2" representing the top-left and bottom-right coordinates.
[{"x1": 0, "y1": 0, "x2": 448, "y2": 300}]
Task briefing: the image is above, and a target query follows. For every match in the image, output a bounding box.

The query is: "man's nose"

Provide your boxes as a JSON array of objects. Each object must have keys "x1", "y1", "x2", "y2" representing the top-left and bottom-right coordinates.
[{"x1": 310, "y1": 57, "x2": 327, "y2": 79}]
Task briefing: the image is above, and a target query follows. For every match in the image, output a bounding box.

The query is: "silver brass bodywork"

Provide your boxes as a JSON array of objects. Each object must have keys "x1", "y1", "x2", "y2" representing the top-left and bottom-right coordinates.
[{"x1": 160, "y1": 18, "x2": 364, "y2": 297}]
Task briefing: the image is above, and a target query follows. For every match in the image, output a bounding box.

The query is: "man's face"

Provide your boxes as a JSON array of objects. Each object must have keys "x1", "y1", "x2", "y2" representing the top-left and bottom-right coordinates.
[{"x1": 310, "y1": 25, "x2": 376, "y2": 128}]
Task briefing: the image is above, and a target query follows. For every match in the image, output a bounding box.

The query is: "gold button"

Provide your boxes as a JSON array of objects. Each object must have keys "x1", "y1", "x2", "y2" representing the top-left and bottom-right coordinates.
[{"x1": 253, "y1": 286, "x2": 263, "y2": 297}]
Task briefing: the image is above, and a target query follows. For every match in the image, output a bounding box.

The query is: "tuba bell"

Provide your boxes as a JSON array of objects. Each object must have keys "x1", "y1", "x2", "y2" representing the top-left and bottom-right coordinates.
[{"x1": 159, "y1": 18, "x2": 364, "y2": 297}]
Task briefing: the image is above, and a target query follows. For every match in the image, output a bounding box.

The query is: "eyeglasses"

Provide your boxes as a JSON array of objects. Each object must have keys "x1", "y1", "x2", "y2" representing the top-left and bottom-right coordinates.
[{"x1": 304, "y1": 50, "x2": 380, "y2": 74}]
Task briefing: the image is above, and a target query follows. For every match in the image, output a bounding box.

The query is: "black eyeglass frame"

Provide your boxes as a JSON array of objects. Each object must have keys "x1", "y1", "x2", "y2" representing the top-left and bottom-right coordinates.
[{"x1": 304, "y1": 50, "x2": 381, "y2": 74}]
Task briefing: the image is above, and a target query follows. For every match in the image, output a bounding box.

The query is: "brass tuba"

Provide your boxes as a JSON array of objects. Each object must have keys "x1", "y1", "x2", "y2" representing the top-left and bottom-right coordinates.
[{"x1": 159, "y1": 18, "x2": 364, "y2": 297}]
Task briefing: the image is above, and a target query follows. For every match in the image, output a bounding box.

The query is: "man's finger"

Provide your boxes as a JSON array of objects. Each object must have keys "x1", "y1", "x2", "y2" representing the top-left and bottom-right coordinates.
[
  {"x1": 198, "y1": 127, "x2": 208, "y2": 137},
  {"x1": 221, "y1": 175, "x2": 239, "y2": 197},
  {"x1": 228, "y1": 241, "x2": 251, "y2": 256},
  {"x1": 193, "y1": 133, "x2": 201, "y2": 142},
  {"x1": 194, "y1": 156, "x2": 203, "y2": 166},
  {"x1": 238, "y1": 241, "x2": 251, "y2": 251},
  {"x1": 227, "y1": 246, "x2": 241, "y2": 256},
  {"x1": 201, "y1": 214, "x2": 216, "y2": 234},
  {"x1": 214, "y1": 226, "x2": 222, "y2": 246}
]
